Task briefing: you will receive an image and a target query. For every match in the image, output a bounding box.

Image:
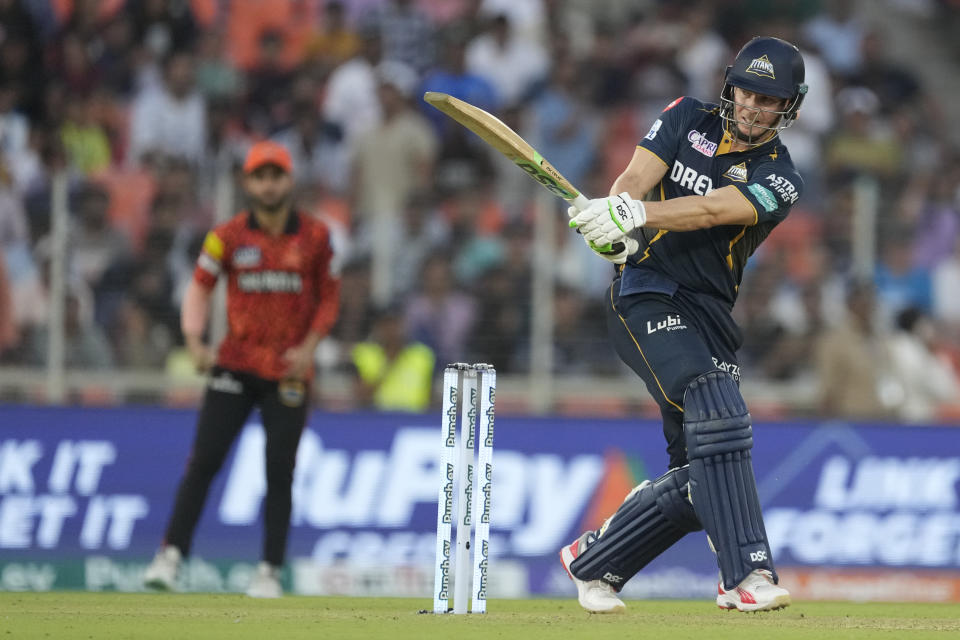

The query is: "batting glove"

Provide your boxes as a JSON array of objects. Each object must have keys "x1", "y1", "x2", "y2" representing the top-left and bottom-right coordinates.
[
  {"x1": 586, "y1": 235, "x2": 638, "y2": 264},
  {"x1": 569, "y1": 193, "x2": 647, "y2": 246}
]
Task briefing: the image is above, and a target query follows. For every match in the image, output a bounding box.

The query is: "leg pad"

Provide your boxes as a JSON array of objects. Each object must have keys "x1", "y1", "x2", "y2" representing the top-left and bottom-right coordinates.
[
  {"x1": 684, "y1": 371, "x2": 776, "y2": 589},
  {"x1": 569, "y1": 466, "x2": 701, "y2": 589}
]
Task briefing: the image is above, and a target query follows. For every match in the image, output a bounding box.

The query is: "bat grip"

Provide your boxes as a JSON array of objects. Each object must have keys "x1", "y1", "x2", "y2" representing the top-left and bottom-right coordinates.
[{"x1": 569, "y1": 193, "x2": 626, "y2": 255}]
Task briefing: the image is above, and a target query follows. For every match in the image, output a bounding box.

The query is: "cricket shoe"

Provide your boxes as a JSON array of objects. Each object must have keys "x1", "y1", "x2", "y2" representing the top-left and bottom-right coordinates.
[
  {"x1": 144, "y1": 545, "x2": 181, "y2": 591},
  {"x1": 559, "y1": 532, "x2": 626, "y2": 614},
  {"x1": 717, "y1": 569, "x2": 791, "y2": 612},
  {"x1": 246, "y1": 562, "x2": 283, "y2": 598}
]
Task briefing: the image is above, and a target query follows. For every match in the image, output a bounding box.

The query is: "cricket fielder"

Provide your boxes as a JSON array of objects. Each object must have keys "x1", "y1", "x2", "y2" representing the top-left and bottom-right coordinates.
[
  {"x1": 561, "y1": 37, "x2": 807, "y2": 613},
  {"x1": 144, "y1": 141, "x2": 340, "y2": 597}
]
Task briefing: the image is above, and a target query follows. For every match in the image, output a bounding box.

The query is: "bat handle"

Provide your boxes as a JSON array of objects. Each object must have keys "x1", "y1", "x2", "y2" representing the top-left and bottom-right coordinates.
[
  {"x1": 571, "y1": 193, "x2": 591, "y2": 212},
  {"x1": 569, "y1": 193, "x2": 626, "y2": 255}
]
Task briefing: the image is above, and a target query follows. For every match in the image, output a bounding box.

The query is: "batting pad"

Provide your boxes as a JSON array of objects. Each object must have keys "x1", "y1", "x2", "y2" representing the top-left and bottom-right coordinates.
[
  {"x1": 569, "y1": 466, "x2": 702, "y2": 589},
  {"x1": 683, "y1": 371, "x2": 777, "y2": 590}
]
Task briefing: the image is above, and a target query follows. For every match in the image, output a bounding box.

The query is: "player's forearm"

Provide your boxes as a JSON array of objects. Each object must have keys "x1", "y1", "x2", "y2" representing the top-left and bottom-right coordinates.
[
  {"x1": 641, "y1": 196, "x2": 720, "y2": 231},
  {"x1": 181, "y1": 279, "x2": 213, "y2": 341},
  {"x1": 309, "y1": 276, "x2": 341, "y2": 338}
]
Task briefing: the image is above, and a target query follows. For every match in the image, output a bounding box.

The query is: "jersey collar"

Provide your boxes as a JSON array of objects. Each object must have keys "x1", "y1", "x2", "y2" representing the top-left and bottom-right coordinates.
[
  {"x1": 716, "y1": 130, "x2": 780, "y2": 157},
  {"x1": 246, "y1": 210, "x2": 301, "y2": 235}
]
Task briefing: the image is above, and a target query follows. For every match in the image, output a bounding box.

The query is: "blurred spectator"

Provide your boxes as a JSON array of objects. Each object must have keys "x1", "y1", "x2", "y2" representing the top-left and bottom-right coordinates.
[
  {"x1": 53, "y1": 31, "x2": 100, "y2": 96},
  {"x1": 128, "y1": 0, "x2": 198, "y2": 59},
  {"x1": 0, "y1": 248, "x2": 17, "y2": 355},
  {"x1": 825, "y1": 87, "x2": 901, "y2": 180},
  {"x1": 194, "y1": 29, "x2": 244, "y2": 100},
  {"x1": 480, "y1": 0, "x2": 547, "y2": 44},
  {"x1": 352, "y1": 304, "x2": 435, "y2": 411},
  {"x1": 197, "y1": 99, "x2": 251, "y2": 204},
  {"x1": 60, "y1": 93, "x2": 111, "y2": 174},
  {"x1": 272, "y1": 103, "x2": 348, "y2": 193},
  {"x1": 675, "y1": 5, "x2": 728, "y2": 101},
  {"x1": 801, "y1": 0, "x2": 865, "y2": 77},
  {"x1": 305, "y1": 0, "x2": 361, "y2": 76},
  {"x1": 0, "y1": 32, "x2": 44, "y2": 120},
  {"x1": 405, "y1": 253, "x2": 475, "y2": 367},
  {"x1": 70, "y1": 182, "x2": 129, "y2": 288},
  {"x1": 468, "y1": 264, "x2": 523, "y2": 373},
  {"x1": 24, "y1": 288, "x2": 115, "y2": 370},
  {"x1": 911, "y1": 171, "x2": 960, "y2": 270},
  {"x1": 465, "y1": 12, "x2": 549, "y2": 107},
  {"x1": 246, "y1": 30, "x2": 295, "y2": 135},
  {"x1": 322, "y1": 28, "x2": 382, "y2": 144},
  {"x1": 0, "y1": 85, "x2": 29, "y2": 163},
  {"x1": 361, "y1": 0, "x2": 435, "y2": 74},
  {"x1": 816, "y1": 282, "x2": 898, "y2": 420},
  {"x1": 128, "y1": 52, "x2": 206, "y2": 165},
  {"x1": 390, "y1": 191, "x2": 448, "y2": 297},
  {"x1": 889, "y1": 307, "x2": 959, "y2": 422},
  {"x1": 933, "y1": 236, "x2": 960, "y2": 326},
  {"x1": 875, "y1": 232, "x2": 933, "y2": 318},
  {"x1": 94, "y1": 13, "x2": 137, "y2": 96},
  {"x1": 527, "y1": 55, "x2": 598, "y2": 194},
  {"x1": 420, "y1": 28, "x2": 500, "y2": 131},
  {"x1": 329, "y1": 258, "x2": 375, "y2": 362},
  {"x1": 352, "y1": 60, "x2": 437, "y2": 301},
  {"x1": 112, "y1": 298, "x2": 173, "y2": 369},
  {"x1": 853, "y1": 29, "x2": 922, "y2": 113}
]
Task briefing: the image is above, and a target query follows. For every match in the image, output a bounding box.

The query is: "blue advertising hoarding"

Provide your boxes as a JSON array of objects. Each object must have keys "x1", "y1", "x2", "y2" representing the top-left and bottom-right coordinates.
[{"x1": 1, "y1": 406, "x2": 959, "y2": 601}]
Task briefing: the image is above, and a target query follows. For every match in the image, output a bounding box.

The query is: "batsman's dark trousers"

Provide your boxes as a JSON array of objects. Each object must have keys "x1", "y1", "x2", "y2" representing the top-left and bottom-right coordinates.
[
  {"x1": 605, "y1": 279, "x2": 743, "y2": 470},
  {"x1": 163, "y1": 367, "x2": 308, "y2": 566}
]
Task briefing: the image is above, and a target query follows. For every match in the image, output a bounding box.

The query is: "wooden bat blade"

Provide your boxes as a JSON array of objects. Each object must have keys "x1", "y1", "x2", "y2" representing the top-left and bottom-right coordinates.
[
  {"x1": 423, "y1": 91, "x2": 624, "y2": 254},
  {"x1": 423, "y1": 91, "x2": 584, "y2": 203}
]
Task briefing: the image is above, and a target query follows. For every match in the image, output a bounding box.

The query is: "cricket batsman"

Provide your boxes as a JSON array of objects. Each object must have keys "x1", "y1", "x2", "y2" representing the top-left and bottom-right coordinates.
[
  {"x1": 560, "y1": 37, "x2": 807, "y2": 613},
  {"x1": 144, "y1": 141, "x2": 340, "y2": 597}
]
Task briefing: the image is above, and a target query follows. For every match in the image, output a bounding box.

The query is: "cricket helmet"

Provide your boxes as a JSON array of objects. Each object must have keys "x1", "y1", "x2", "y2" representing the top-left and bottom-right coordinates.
[{"x1": 720, "y1": 36, "x2": 807, "y2": 143}]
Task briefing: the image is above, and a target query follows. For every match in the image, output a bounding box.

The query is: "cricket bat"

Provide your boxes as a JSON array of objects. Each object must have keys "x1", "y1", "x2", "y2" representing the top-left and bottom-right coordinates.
[{"x1": 422, "y1": 92, "x2": 624, "y2": 253}]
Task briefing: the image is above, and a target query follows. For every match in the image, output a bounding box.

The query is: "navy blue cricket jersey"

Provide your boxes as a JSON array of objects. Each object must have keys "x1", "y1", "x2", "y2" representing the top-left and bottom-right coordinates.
[{"x1": 621, "y1": 96, "x2": 803, "y2": 307}]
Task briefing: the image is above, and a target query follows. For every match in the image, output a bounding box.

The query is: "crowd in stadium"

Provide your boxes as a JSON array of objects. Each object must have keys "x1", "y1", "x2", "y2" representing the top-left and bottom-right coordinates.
[{"x1": 0, "y1": 0, "x2": 959, "y2": 420}]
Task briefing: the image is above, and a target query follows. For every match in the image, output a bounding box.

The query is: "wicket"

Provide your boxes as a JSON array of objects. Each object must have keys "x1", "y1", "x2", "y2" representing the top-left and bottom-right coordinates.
[{"x1": 433, "y1": 363, "x2": 496, "y2": 614}]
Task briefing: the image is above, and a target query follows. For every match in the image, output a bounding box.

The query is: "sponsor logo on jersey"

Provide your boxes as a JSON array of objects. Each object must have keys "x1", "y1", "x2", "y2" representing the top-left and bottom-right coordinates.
[
  {"x1": 644, "y1": 119, "x2": 663, "y2": 141},
  {"x1": 722, "y1": 162, "x2": 748, "y2": 183},
  {"x1": 669, "y1": 160, "x2": 714, "y2": 196},
  {"x1": 765, "y1": 174, "x2": 800, "y2": 204},
  {"x1": 237, "y1": 270, "x2": 303, "y2": 293},
  {"x1": 647, "y1": 314, "x2": 687, "y2": 334},
  {"x1": 747, "y1": 183, "x2": 779, "y2": 213},
  {"x1": 687, "y1": 130, "x2": 718, "y2": 157},
  {"x1": 233, "y1": 246, "x2": 262, "y2": 268},
  {"x1": 745, "y1": 54, "x2": 775, "y2": 80}
]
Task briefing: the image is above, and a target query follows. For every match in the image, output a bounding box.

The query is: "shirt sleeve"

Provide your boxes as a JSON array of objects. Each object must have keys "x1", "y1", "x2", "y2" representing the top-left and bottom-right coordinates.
[
  {"x1": 734, "y1": 161, "x2": 804, "y2": 225},
  {"x1": 193, "y1": 228, "x2": 229, "y2": 289},
  {"x1": 309, "y1": 227, "x2": 341, "y2": 336},
  {"x1": 637, "y1": 96, "x2": 691, "y2": 168}
]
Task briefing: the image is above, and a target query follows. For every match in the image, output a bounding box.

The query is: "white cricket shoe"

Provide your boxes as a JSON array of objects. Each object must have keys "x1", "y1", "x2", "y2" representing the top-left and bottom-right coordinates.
[
  {"x1": 559, "y1": 532, "x2": 626, "y2": 614},
  {"x1": 246, "y1": 562, "x2": 283, "y2": 599},
  {"x1": 144, "y1": 546, "x2": 181, "y2": 591},
  {"x1": 717, "y1": 569, "x2": 791, "y2": 612}
]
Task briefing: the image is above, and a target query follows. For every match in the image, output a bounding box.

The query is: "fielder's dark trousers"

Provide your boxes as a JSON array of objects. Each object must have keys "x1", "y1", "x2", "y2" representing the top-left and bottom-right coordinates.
[
  {"x1": 163, "y1": 367, "x2": 308, "y2": 566},
  {"x1": 604, "y1": 280, "x2": 742, "y2": 470}
]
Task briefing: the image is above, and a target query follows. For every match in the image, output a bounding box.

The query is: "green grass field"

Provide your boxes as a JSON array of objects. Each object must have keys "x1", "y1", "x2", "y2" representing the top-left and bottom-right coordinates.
[{"x1": 2, "y1": 593, "x2": 959, "y2": 639}]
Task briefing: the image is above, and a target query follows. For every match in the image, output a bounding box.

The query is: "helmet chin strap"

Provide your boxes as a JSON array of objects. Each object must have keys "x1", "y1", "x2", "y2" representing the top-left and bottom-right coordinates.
[{"x1": 728, "y1": 116, "x2": 781, "y2": 147}]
